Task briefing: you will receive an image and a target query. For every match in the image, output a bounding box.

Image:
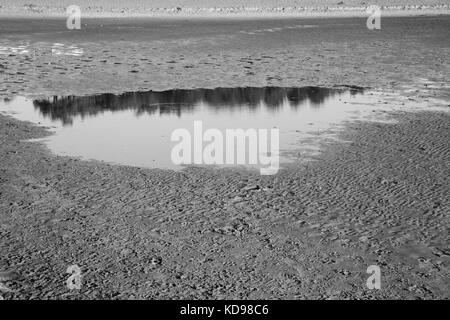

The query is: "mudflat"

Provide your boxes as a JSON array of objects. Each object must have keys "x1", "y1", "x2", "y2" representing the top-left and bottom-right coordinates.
[{"x1": 0, "y1": 16, "x2": 449, "y2": 299}]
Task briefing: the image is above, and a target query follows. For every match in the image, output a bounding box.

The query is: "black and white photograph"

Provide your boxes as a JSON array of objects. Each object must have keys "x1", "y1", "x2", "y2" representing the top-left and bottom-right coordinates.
[{"x1": 0, "y1": 0, "x2": 449, "y2": 307}]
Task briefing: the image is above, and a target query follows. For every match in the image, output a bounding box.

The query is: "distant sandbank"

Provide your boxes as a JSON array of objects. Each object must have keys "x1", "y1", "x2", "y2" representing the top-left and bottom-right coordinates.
[{"x1": 0, "y1": 0, "x2": 449, "y2": 18}]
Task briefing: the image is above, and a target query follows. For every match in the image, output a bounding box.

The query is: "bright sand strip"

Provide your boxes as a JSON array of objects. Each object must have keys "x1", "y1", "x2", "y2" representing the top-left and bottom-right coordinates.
[{"x1": 0, "y1": 0, "x2": 449, "y2": 18}]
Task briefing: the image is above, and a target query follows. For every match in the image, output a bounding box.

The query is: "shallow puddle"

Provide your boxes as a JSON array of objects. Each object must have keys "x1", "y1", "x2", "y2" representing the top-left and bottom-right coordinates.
[{"x1": 0, "y1": 86, "x2": 420, "y2": 171}]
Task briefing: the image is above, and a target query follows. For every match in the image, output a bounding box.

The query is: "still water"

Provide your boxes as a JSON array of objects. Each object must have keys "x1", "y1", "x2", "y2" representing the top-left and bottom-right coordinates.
[{"x1": 0, "y1": 86, "x2": 396, "y2": 170}]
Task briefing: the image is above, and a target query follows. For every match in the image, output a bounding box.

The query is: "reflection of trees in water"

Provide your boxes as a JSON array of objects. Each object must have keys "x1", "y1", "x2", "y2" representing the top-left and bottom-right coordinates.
[{"x1": 33, "y1": 86, "x2": 357, "y2": 125}]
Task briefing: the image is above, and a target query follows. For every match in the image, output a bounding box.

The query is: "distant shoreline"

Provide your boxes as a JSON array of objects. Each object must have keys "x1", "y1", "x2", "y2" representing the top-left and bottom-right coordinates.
[{"x1": 1, "y1": 4, "x2": 449, "y2": 19}]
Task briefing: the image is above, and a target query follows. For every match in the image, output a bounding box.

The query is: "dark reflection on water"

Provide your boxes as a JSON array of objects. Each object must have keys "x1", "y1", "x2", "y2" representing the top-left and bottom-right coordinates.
[
  {"x1": 33, "y1": 86, "x2": 362, "y2": 125},
  {"x1": 1, "y1": 85, "x2": 381, "y2": 170}
]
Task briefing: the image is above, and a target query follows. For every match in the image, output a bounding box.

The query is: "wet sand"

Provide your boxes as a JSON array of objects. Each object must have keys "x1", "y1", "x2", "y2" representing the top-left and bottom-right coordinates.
[
  {"x1": 1, "y1": 104, "x2": 449, "y2": 299},
  {"x1": 1, "y1": 16, "x2": 449, "y2": 98},
  {"x1": 0, "y1": 17, "x2": 449, "y2": 299}
]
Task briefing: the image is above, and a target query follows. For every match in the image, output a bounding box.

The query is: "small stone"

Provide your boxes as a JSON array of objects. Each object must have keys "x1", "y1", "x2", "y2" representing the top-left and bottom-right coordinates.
[
  {"x1": 232, "y1": 196, "x2": 243, "y2": 203},
  {"x1": 242, "y1": 184, "x2": 260, "y2": 191}
]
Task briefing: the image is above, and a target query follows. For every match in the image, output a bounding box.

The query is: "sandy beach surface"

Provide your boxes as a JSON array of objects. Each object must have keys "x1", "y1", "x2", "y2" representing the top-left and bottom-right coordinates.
[
  {"x1": 0, "y1": 0, "x2": 449, "y2": 17},
  {"x1": 0, "y1": 14, "x2": 449, "y2": 299}
]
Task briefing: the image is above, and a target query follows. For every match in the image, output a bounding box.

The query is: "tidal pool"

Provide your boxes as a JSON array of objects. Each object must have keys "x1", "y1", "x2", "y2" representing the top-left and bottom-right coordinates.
[{"x1": 0, "y1": 86, "x2": 406, "y2": 171}]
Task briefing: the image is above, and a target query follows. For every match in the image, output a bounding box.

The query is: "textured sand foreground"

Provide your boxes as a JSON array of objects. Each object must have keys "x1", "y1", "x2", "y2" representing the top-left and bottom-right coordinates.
[
  {"x1": 0, "y1": 0, "x2": 449, "y2": 17},
  {"x1": 1, "y1": 105, "x2": 449, "y2": 299}
]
